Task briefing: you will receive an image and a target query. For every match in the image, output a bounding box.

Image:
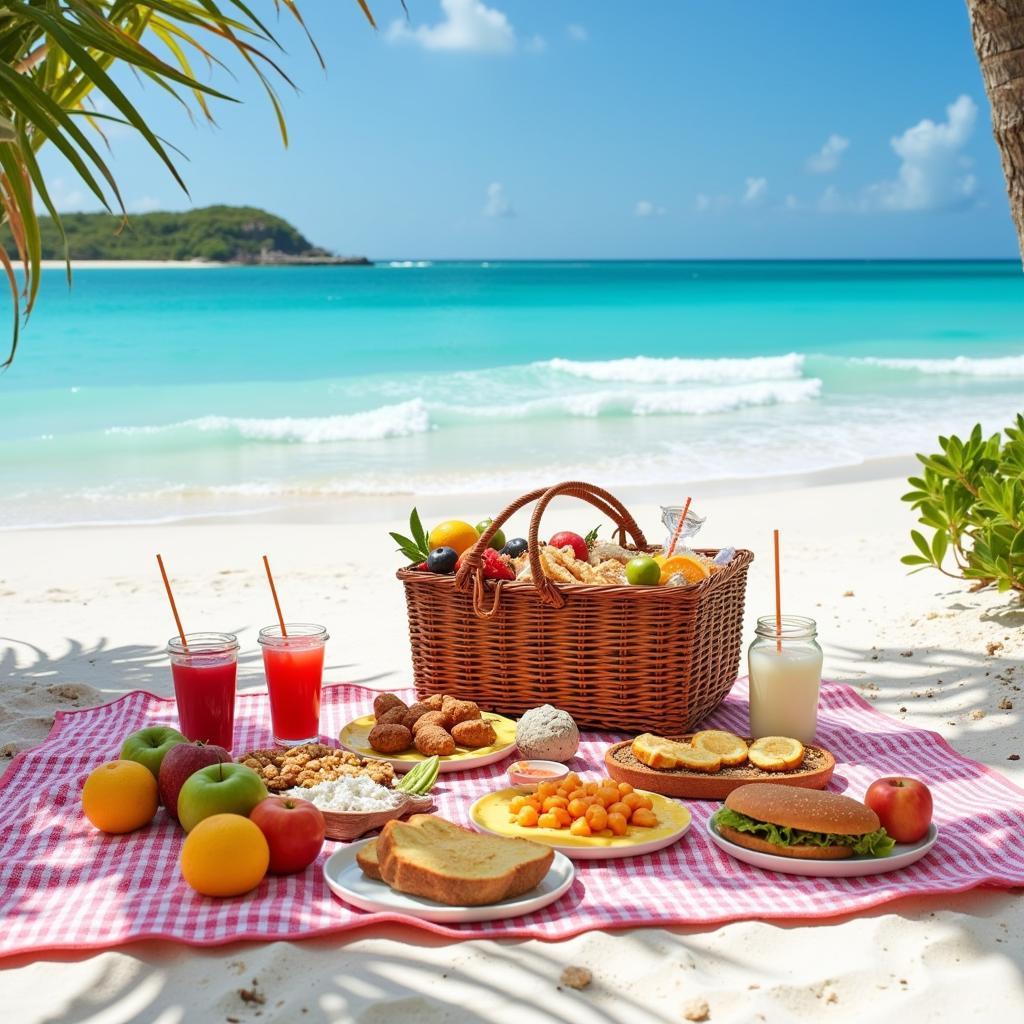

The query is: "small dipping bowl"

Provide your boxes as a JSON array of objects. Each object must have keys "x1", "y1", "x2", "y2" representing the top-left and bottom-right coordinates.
[{"x1": 508, "y1": 759, "x2": 570, "y2": 792}]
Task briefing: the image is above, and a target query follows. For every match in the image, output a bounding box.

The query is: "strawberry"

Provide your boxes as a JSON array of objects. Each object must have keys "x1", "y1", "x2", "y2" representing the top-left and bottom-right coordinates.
[
  {"x1": 482, "y1": 548, "x2": 516, "y2": 580},
  {"x1": 457, "y1": 549, "x2": 515, "y2": 580}
]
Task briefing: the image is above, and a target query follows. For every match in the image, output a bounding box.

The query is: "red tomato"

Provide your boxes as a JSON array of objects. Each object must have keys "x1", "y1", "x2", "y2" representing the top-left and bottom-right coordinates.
[{"x1": 250, "y1": 796, "x2": 326, "y2": 874}]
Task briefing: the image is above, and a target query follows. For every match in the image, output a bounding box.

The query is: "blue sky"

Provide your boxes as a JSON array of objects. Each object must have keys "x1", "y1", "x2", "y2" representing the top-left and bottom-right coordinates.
[{"x1": 40, "y1": 0, "x2": 1019, "y2": 259}]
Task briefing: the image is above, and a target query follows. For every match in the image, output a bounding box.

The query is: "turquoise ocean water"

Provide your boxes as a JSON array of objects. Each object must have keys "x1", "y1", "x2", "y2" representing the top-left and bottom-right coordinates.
[{"x1": 2, "y1": 260, "x2": 1023, "y2": 528}]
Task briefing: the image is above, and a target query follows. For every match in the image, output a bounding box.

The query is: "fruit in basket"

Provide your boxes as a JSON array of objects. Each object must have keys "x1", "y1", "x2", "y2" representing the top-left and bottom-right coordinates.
[
  {"x1": 180, "y1": 813, "x2": 270, "y2": 896},
  {"x1": 390, "y1": 508, "x2": 433, "y2": 565},
  {"x1": 548, "y1": 531, "x2": 588, "y2": 562},
  {"x1": 428, "y1": 520, "x2": 480, "y2": 556},
  {"x1": 177, "y1": 762, "x2": 269, "y2": 832},
  {"x1": 119, "y1": 726, "x2": 187, "y2": 779},
  {"x1": 426, "y1": 546, "x2": 458, "y2": 574},
  {"x1": 657, "y1": 552, "x2": 711, "y2": 585},
  {"x1": 82, "y1": 759, "x2": 159, "y2": 834},
  {"x1": 501, "y1": 537, "x2": 529, "y2": 559},
  {"x1": 625, "y1": 555, "x2": 661, "y2": 586},
  {"x1": 158, "y1": 741, "x2": 231, "y2": 819},
  {"x1": 864, "y1": 777, "x2": 933, "y2": 843},
  {"x1": 479, "y1": 548, "x2": 516, "y2": 580},
  {"x1": 475, "y1": 518, "x2": 507, "y2": 551},
  {"x1": 250, "y1": 796, "x2": 326, "y2": 874}
]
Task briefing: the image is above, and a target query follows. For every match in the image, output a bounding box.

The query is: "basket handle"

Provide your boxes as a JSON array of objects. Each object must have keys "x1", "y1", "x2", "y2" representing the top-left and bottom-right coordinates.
[{"x1": 455, "y1": 481, "x2": 648, "y2": 611}]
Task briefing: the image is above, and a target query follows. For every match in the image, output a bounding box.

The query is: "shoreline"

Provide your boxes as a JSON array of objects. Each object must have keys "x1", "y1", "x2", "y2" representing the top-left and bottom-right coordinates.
[{"x1": 0, "y1": 453, "x2": 919, "y2": 533}]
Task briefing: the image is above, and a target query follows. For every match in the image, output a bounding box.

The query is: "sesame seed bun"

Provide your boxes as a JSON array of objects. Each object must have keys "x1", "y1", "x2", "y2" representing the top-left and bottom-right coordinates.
[{"x1": 725, "y1": 783, "x2": 881, "y2": 836}]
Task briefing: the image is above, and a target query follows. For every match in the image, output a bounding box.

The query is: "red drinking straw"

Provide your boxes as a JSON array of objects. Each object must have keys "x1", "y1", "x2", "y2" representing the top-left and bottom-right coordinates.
[
  {"x1": 666, "y1": 496, "x2": 693, "y2": 558},
  {"x1": 156, "y1": 553, "x2": 187, "y2": 649},
  {"x1": 262, "y1": 555, "x2": 288, "y2": 637}
]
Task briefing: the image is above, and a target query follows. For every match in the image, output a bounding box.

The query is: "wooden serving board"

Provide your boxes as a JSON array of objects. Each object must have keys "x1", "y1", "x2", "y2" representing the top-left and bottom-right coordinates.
[
  {"x1": 321, "y1": 794, "x2": 434, "y2": 842},
  {"x1": 604, "y1": 736, "x2": 835, "y2": 800}
]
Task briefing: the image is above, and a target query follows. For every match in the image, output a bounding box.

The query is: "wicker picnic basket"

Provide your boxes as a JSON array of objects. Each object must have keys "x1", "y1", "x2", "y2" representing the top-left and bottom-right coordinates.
[{"x1": 397, "y1": 481, "x2": 753, "y2": 735}]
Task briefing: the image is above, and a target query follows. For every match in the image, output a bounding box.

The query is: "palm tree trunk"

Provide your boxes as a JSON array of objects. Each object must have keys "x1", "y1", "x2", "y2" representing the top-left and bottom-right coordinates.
[{"x1": 967, "y1": 0, "x2": 1024, "y2": 261}]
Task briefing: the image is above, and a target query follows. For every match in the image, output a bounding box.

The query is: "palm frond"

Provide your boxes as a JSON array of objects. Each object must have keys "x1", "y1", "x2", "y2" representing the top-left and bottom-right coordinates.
[{"x1": 0, "y1": 0, "x2": 380, "y2": 369}]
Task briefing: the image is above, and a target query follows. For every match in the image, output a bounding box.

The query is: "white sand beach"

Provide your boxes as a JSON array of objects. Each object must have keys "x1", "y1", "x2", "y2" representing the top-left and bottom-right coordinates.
[
  {"x1": 1, "y1": 469, "x2": 1022, "y2": 1022},
  {"x1": 39, "y1": 259, "x2": 226, "y2": 270}
]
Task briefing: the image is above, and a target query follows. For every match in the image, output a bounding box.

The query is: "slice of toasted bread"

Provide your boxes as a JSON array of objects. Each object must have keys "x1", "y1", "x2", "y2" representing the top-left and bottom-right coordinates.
[
  {"x1": 374, "y1": 815, "x2": 554, "y2": 906},
  {"x1": 632, "y1": 733, "x2": 721, "y2": 772},
  {"x1": 748, "y1": 736, "x2": 805, "y2": 772},
  {"x1": 356, "y1": 839, "x2": 383, "y2": 880},
  {"x1": 692, "y1": 730, "x2": 749, "y2": 766}
]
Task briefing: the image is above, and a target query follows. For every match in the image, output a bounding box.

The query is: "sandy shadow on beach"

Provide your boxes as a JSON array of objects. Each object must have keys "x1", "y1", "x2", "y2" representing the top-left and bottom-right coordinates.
[{"x1": 826, "y1": 641, "x2": 1022, "y2": 766}]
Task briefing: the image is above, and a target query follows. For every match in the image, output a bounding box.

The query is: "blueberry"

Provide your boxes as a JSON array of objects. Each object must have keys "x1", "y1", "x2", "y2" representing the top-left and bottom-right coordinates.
[
  {"x1": 427, "y1": 546, "x2": 458, "y2": 574},
  {"x1": 501, "y1": 537, "x2": 529, "y2": 559}
]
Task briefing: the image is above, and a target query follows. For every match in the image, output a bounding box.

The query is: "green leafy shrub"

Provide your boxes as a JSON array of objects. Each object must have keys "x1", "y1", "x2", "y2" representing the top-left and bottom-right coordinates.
[{"x1": 902, "y1": 416, "x2": 1024, "y2": 593}]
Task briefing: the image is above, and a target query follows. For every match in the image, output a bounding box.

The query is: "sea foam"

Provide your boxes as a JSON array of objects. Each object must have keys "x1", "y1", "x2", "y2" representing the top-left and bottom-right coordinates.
[
  {"x1": 853, "y1": 353, "x2": 1024, "y2": 377},
  {"x1": 539, "y1": 353, "x2": 805, "y2": 384}
]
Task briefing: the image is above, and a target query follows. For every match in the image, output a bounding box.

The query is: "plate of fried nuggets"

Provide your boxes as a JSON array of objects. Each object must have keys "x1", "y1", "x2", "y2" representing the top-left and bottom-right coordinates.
[{"x1": 339, "y1": 691, "x2": 519, "y2": 774}]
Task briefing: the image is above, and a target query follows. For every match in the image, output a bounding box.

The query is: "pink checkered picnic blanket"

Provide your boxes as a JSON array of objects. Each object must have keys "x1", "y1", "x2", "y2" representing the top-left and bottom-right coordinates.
[{"x1": 2, "y1": 681, "x2": 1023, "y2": 958}]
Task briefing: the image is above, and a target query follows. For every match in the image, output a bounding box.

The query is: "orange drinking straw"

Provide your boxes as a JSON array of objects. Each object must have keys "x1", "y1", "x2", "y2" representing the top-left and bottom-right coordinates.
[
  {"x1": 773, "y1": 529, "x2": 782, "y2": 653},
  {"x1": 156, "y1": 553, "x2": 187, "y2": 648},
  {"x1": 666, "y1": 496, "x2": 693, "y2": 557},
  {"x1": 262, "y1": 555, "x2": 288, "y2": 637}
]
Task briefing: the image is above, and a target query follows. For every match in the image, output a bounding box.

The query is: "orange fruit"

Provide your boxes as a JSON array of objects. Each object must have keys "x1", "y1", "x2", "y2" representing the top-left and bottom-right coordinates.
[
  {"x1": 427, "y1": 520, "x2": 479, "y2": 556},
  {"x1": 82, "y1": 759, "x2": 158, "y2": 834},
  {"x1": 180, "y1": 814, "x2": 269, "y2": 897},
  {"x1": 658, "y1": 552, "x2": 711, "y2": 585}
]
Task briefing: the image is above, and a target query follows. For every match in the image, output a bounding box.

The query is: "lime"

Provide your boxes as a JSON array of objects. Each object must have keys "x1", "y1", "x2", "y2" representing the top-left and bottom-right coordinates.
[
  {"x1": 475, "y1": 518, "x2": 506, "y2": 551},
  {"x1": 625, "y1": 555, "x2": 661, "y2": 586}
]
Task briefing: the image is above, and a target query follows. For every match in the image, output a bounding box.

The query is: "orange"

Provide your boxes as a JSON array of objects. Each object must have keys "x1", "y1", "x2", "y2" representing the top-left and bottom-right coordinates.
[
  {"x1": 658, "y1": 552, "x2": 711, "y2": 585},
  {"x1": 427, "y1": 520, "x2": 479, "y2": 556},
  {"x1": 180, "y1": 814, "x2": 269, "y2": 897},
  {"x1": 82, "y1": 759, "x2": 158, "y2": 834}
]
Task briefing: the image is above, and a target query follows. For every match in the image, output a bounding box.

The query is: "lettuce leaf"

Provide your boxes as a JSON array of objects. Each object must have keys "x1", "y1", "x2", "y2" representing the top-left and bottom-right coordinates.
[{"x1": 714, "y1": 807, "x2": 895, "y2": 857}]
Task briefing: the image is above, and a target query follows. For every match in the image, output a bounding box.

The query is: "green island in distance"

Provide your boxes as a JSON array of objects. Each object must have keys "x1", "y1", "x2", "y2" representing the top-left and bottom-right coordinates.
[{"x1": 2, "y1": 205, "x2": 371, "y2": 265}]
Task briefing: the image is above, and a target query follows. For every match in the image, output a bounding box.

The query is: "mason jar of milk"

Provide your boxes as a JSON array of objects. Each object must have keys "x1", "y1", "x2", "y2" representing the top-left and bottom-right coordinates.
[{"x1": 747, "y1": 615, "x2": 823, "y2": 743}]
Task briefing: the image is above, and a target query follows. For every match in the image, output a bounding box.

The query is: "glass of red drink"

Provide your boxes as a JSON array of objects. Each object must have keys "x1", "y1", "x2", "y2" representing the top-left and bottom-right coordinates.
[
  {"x1": 258, "y1": 623, "x2": 329, "y2": 746},
  {"x1": 166, "y1": 632, "x2": 239, "y2": 751}
]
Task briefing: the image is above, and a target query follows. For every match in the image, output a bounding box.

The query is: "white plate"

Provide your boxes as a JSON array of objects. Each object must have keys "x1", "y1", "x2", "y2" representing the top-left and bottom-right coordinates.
[
  {"x1": 323, "y1": 839, "x2": 576, "y2": 923},
  {"x1": 339, "y1": 712, "x2": 518, "y2": 774},
  {"x1": 469, "y1": 790, "x2": 692, "y2": 860},
  {"x1": 707, "y1": 818, "x2": 939, "y2": 877}
]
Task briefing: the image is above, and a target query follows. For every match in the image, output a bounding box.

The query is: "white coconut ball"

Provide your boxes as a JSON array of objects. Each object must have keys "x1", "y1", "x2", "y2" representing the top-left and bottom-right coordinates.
[{"x1": 515, "y1": 704, "x2": 580, "y2": 763}]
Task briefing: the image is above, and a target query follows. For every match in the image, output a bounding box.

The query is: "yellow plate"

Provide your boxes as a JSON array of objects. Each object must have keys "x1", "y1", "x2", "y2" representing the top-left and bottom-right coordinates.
[
  {"x1": 339, "y1": 712, "x2": 518, "y2": 774},
  {"x1": 469, "y1": 787, "x2": 692, "y2": 860}
]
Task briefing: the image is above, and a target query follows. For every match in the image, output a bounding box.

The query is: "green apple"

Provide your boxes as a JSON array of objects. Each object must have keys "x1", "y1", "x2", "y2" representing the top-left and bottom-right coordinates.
[
  {"x1": 120, "y1": 726, "x2": 187, "y2": 779},
  {"x1": 177, "y1": 763, "x2": 269, "y2": 832},
  {"x1": 475, "y1": 518, "x2": 506, "y2": 551}
]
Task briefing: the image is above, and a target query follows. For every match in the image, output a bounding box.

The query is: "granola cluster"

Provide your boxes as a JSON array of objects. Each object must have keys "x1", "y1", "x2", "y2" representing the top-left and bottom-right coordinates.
[{"x1": 238, "y1": 743, "x2": 395, "y2": 792}]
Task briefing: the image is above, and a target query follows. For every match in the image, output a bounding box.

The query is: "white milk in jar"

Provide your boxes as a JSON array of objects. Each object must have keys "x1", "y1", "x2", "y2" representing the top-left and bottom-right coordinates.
[{"x1": 747, "y1": 615, "x2": 823, "y2": 743}]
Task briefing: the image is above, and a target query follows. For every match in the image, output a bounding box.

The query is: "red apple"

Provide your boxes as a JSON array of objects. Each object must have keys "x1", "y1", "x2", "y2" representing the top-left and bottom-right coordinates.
[
  {"x1": 250, "y1": 796, "x2": 326, "y2": 874},
  {"x1": 864, "y1": 776, "x2": 933, "y2": 843},
  {"x1": 158, "y1": 741, "x2": 231, "y2": 819},
  {"x1": 548, "y1": 531, "x2": 589, "y2": 562}
]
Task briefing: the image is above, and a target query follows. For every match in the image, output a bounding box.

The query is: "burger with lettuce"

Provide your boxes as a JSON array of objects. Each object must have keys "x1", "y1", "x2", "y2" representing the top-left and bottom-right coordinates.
[{"x1": 713, "y1": 783, "x2": 895, "y2": 859}]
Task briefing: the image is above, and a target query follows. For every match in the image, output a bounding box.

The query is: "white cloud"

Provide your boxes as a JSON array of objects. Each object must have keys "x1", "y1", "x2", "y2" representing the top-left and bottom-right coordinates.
[
  {"x1": 742, "y1": 177, "x2": 768, "y2": 205},
  {"x1": 806, "y1": 133, "x2": 850, "y2": 174},
  {"x1": 695, "y1": 192, "x2": 732, "y2": 213},
  {"x1": 483, "y1": 181, "x2": 514, "y2": 218},
  {"x1": 784, "y1": 194, "x2": 800, "y2": 210},
  {"x1": 129, "y1": 196, "x2": 162, "y2": 214},
  {"x1": 524, "y1": 34, "x2": 546, "y2": 53},
  {"x1": 387, "y1": 0, "x2": 516, "y2": 53},
  {"x1": 50, "y1": 177, "x2": 89, "y2": 212},
  {"x1": 864, "y1": 95, "x2": 978, "y2": 211},
  {"x1": 567, "y1": 23, "x2": 588, "y2": 42},
  {"x1": 634, "y1": 200, "x2": 667, "y2": 217}
]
